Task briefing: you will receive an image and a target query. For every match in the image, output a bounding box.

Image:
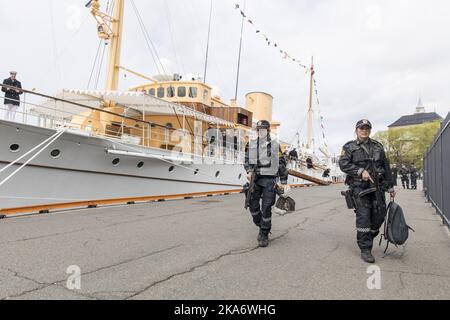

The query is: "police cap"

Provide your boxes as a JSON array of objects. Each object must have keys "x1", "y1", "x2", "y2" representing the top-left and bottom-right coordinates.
[
  {"x1": 356, "y1": 119, "x2": 372, "y2": 129},
  {"x1": 256, "y1": 120, "x2": 271, "y2": 130}
]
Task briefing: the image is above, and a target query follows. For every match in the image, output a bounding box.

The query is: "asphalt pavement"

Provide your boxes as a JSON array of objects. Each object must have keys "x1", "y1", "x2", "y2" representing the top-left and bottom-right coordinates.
[{"x1": 1, "y1": 182, "x2": 449, "y2": 300}]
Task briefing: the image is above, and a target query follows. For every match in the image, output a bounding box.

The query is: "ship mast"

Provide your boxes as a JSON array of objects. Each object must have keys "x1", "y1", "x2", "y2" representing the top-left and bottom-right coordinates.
[
  {"x1": 307, "y1": 56, "x2": 314, "y2": 149},
  {"x1": 88, "y1": 0, "x2": 125, "y2": 92}
]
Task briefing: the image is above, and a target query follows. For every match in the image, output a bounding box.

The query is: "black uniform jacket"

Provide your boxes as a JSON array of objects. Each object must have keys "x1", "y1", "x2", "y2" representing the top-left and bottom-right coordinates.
[
  {"x1": 339, "y1": 138, "x2": 393, "y2": 191},
  {"x1": 2, "y1": 78, "x2": 23, "y2": 106}
]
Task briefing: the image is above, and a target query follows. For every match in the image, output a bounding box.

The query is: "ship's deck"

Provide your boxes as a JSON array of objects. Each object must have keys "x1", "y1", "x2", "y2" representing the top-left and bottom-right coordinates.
[{"x1": 1, "y1": 182, "x2": 449, "y2": 300}]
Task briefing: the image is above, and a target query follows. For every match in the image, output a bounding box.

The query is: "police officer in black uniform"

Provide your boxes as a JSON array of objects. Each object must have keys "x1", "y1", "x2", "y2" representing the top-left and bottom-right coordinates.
[
  {"x1": 410, "y1": 165, "x2": 418, "y2": 190},
  {"x1": 399, "y1": 165, "x2": 410, "y2": 190},
  {"x1": 244, "y1": 120, "x2": 289, "y2": 247},
  {"x1": 339, "y1": 119, "x2": 395, "y2": 263},
  {"x1": 391, "y1": 164, "x2": 398, "y2": 186}
]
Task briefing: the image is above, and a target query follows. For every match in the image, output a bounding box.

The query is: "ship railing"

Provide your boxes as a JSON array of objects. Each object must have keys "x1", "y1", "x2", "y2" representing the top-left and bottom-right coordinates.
[
  {"x1": 288, "y1": 157, "x2": 328, "y2": 172},
  {"x1": 0, "y1": 85, "x2": 247, "y2": 165}
]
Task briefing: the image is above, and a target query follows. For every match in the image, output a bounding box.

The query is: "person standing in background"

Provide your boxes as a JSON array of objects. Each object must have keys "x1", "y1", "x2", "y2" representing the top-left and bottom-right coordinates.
[
  {"x1": 391, "y1": 164, "x2": 398, "y2": 187},
  {"x1": 399, "y1": 165, "x2": 410, "y2": 190},
  {"x1": 410, "y1": 165, "x2": 418, "y2": 190},
  {"x1": 2, "y1": 71, "x2": 23, "y2": 121}
]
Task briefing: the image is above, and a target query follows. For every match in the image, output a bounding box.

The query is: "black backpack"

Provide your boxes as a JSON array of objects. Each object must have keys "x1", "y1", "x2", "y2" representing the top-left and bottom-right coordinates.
[{"x1": 379, "y1": 201, "x2": 414, "y2": 253}]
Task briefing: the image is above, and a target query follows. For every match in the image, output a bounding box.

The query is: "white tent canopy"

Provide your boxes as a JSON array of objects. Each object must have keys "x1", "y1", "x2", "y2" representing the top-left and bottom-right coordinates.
[{"x1": 32, "y1": 89, "x2": 236, "y2": 127}]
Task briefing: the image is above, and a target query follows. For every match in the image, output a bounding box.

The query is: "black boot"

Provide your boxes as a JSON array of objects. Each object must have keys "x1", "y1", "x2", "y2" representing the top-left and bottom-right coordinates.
[
  {"x1": 361, "y1": 250, "x2": 375, "y2": 263},
  {"x1": 257, "y1": 229, "x2": 263, "y2": 242},
  {"x1": 258, "y1": 230, "x2": 269, "y2": 247}
]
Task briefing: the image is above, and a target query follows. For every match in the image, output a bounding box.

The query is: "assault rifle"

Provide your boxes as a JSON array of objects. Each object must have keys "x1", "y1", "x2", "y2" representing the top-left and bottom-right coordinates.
[
  {"x1": 244, "y1": 168, "x2": 257, "y2": 210},
  {"x1": 363, "y1": 157, "x2": 387, "y2": 217}
]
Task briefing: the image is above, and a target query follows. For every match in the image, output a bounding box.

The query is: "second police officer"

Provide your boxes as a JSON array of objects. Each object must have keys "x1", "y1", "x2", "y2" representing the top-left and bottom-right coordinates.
[
  {"x1": 410, "y1": 165, "x2": 418, "y2": 190},
  {"x1": 244, "y1": 120, "x2": 288, "y2": 247},
  {"x1": 339, "y1": 119, "x2": 396, "y2": 263},
  {"x1": 399, "y1": 165, "x2": 410, "y2": 190}
]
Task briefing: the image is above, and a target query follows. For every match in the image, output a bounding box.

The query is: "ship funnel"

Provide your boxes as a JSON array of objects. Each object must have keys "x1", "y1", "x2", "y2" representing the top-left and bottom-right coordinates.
[{"x1": 245, "y1": 92, "x2": 273, "y2": 122}]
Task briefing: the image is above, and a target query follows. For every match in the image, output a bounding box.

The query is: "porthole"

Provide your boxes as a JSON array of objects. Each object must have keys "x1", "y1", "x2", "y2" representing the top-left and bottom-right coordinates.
[
  {"x1": 137, "y1": 162, "x2": 144, "y2": 169},
  {"x1": 50, "y1": 149, "x2": 61, "y2": 159},
  {"x1": 112, "y1": 158, "x2": 120, "y2": 166},
  {"x1": 194, "y1": 169, "x2": 199, "y2": 175},
  {"x1": 215, "y1": 171, "x2": 220, "y2": 178},
  {"x1": 9, "y1": 144, "x2": 19, "y2": 153},
  {"x1": 168, "y1": 166, "x2": 175, "y2": 172}
]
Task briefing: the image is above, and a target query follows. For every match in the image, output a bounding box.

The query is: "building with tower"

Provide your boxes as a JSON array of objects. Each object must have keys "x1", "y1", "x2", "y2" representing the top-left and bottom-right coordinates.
[{"x1": 388, "y1": 98, "x2": 442, "y2": 130}]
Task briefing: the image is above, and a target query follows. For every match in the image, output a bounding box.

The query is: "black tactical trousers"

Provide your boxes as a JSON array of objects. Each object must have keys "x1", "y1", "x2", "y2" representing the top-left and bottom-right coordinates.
[
  {"x1": 352, "y1": 187, "x2": 387, "y2": 250},
  {"x1": 401, "y1": 177, "x2": 410, "y2": 189},
  {"x1": 249, "y1": 176, "x2": 277, "y2": 235},
  {"x1": 411, "y1": 178, "x2": 417, "y2": 189}
]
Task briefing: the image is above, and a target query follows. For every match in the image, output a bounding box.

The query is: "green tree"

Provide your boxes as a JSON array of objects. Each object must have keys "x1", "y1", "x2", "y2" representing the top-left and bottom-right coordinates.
[{"x1": 373, "y1": 121, "x2": 441, "y2": 171}]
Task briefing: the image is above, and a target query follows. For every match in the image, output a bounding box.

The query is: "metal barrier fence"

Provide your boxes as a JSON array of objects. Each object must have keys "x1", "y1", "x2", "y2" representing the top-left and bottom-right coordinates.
[{"x1": 424, "y1": 111, "x2": 450, "y2": 228}]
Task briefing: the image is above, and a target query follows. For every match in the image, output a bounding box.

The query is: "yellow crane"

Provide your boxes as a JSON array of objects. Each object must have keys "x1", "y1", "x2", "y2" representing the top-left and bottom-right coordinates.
[{"x1": 87, "y1": 0, "x2": 124, "y2": 92}]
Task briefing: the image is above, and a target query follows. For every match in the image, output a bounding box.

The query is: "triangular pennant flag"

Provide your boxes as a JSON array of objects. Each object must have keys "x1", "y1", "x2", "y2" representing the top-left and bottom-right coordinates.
[{"x1": 232, "y1": 3, "x2": 309, "y2": 72}]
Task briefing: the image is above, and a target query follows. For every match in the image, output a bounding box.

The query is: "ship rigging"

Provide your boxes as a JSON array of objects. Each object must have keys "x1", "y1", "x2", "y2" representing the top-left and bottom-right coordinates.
[{"x1": 0, "y1": 0, "x2": 342, "y2": 216}]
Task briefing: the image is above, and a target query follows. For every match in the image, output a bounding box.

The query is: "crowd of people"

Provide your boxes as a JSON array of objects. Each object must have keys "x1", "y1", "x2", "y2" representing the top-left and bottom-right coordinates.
[{"x1": 391, "y1": 164, "x2": 420, "y2": 190}]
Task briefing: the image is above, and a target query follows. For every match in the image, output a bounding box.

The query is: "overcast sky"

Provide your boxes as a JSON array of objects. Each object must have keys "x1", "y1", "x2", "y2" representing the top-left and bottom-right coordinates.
[{"x1": 1, "y1": 0, "x2": 449, "y2": 154}]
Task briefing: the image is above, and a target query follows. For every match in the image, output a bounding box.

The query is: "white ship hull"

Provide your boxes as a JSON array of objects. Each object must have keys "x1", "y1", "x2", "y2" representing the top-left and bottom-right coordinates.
[
  {"x1": 0, "y1": 120, "x2": 247, "y2": 209},
  {"x1": 0, "y1": 120, "x2": 325, "y2": 211}
]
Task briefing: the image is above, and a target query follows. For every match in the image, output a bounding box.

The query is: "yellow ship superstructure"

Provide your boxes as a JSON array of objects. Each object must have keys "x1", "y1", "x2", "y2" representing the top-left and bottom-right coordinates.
[{"x1": 0, "y1": 0, "x2": 338, "y2": 215}]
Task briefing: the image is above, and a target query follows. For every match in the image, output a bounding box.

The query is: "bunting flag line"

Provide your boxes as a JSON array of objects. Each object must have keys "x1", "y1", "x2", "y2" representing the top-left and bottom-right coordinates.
[
  {"x1": 235, "y1": 3, "x2": 329, "y2": 150},
  {"x1": 234, "y1": 3, "x2": 308, "y2": 70}
]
